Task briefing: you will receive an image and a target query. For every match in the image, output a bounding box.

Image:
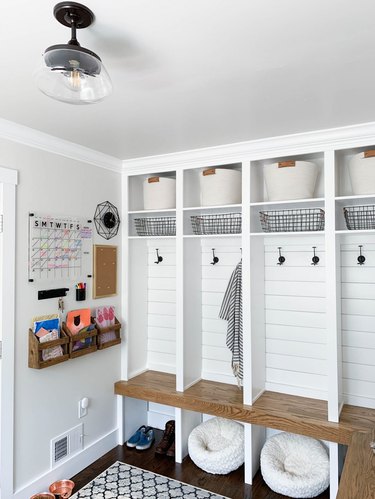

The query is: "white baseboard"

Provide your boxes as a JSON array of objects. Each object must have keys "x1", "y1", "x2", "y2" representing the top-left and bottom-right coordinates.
[{"x1": 14, "y1": 428, "x2": 118, "y2": 499}]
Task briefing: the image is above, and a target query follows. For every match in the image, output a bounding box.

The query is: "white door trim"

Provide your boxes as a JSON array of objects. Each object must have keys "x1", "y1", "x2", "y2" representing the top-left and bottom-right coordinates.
[{"x1": 0, "y1": 167, "x2": 17, "y2": 498}]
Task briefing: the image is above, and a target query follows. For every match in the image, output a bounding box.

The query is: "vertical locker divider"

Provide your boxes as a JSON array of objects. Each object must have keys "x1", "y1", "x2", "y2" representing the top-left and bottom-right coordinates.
[
  {"x1": 117, "y1": 171, "x2": 129, "y2": 445},
  {"x1": 325, "y1": 149, "x2": 342, "y2": 423},
  {"x1": 176, "y1": 168, "x2": 184, "y2": 392},
  {"x1": 243, "y1": 161, "x2": 255, "y2": 484},
  {"x1": 175, "y1": 168, "x2": 185, "y2": 462},
  {"x1": 325, "y1": 149, "x2": 342, "y2": 497}
]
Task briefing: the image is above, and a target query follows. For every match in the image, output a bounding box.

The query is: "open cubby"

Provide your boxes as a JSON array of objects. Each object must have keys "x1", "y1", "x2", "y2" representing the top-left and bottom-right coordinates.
[
  {"x1": 183, "y1": 237, "x2": 242, "y2": 389},
  {"x1": 183, "y1": 163, "x2": 242, "y2": 208},
  {"x1": 335, "y1": 146, "x2": 375, "y2": 198},
  {"x1": 250, "y1": 153, "x2": 325, "y2": 204},
  {"x1": 128, "y1": 171, "x2": 176, "y2": 212},
  {"x1": 127, "y1": 238, "x2": 176, "y2": 378}
]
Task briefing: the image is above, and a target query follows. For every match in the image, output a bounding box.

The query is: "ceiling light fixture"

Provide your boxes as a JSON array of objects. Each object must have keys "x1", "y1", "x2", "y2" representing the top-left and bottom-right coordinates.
[{"x1": 34, "y1": 2, "x2": 112, "y2": 104}]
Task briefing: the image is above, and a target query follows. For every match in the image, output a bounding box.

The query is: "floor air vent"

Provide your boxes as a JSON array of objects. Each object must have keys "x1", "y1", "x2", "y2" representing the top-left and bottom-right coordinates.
[
  {"x1": 51, "y1": 423, "x2": 83, "y2": 468},
  {"x1": 54, "y1": 436, "x2": 68, "y2": 463}
]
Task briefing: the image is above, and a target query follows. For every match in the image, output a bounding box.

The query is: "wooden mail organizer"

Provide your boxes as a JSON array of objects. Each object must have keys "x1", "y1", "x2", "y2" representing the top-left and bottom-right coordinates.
[
  {"x1": 115, "y1": 371, "x2": 375, "y2": 499},
  {"x1": 28, "y1": 328, "x2": 70, "y2": 369}
]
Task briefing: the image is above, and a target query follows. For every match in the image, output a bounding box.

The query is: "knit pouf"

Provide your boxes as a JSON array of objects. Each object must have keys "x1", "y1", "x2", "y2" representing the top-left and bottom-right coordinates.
[
  {"x1": 260, "y1": 433, "x2": 330, "y2": 498},
  {"x1": 188, "y1": 417, "x2": 244, "y2": 474}
]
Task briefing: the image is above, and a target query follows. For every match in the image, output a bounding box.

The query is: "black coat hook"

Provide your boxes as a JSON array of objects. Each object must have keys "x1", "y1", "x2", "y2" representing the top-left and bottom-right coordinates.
[
  {"x1": 154, "y1": 248, "x2": 163, "y2": 264},
  {"x1": 277, "y1": 247, "x2": 285, "y2": 265},
  {"x1": 211, "y1": 248, "x2": 219, "y2": 265},
  {"x1": 357, "y1": 245, "x2": 365, "y2": 265},
  {"x1": 311, "y1": 246, "x2": 320, "y2": 266}
]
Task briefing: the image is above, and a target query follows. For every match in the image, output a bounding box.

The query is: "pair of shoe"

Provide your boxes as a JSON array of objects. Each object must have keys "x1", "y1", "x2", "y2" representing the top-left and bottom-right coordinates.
[
  {"x1": 155, "y1": 420, "x2": 175, "y2": 457},
  {"x1": 126, "y1": 425, "x2": 155, "y2": 450}
]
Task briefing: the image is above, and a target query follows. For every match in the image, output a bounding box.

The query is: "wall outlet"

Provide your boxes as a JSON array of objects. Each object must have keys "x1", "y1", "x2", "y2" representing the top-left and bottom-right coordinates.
[{"x1": 78, "y1": 397, "x2": 89, "y2": 418}]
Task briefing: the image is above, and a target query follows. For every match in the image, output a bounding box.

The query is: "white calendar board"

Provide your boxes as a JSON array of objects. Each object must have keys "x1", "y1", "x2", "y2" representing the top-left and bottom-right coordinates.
[{"x1": 28, "y1": 213, "x2": 93, "y2": 281}]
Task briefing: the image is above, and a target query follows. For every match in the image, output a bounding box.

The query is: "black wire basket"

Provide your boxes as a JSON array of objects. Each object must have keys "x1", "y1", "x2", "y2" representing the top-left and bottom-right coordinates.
[
  {"x1": 343, "y1": 205, "x2": 375, "y2": 230},
  {"x1": 134, "y1": 217, "x2": 176, "y2": 236},
  {"x1": 191, "y1": 213, "x2": 242, "y2": 235},
  {"x1": 259, "y1": 208, "x2": 325, "y2": 232}
]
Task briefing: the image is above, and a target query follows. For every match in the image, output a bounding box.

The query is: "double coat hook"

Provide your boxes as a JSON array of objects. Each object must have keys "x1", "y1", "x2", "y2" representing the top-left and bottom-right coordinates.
[
  {"x1": 211, "y1": 248, "x2": 219, "y2": 265},
  {"x1": 277, "y1": 247, "x2": 285, "y2": 265},
  {"x1": 154, "y1": 248, "x2": 163, "y2": 264},
  {"x1": 311, "y1": 247, "x2": 320, "y2": 266},
  {"x1": 357, "y1": 245, "x2": 365, "y2": 265}
]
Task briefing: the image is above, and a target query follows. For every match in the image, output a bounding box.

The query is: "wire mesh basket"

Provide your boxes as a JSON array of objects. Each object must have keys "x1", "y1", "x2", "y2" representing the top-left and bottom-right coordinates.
[
  {"x1": 343, "y1": 205, "x2": 375, "y2": 230},
  {"x1": 259, "y1": 208, "x2": 325, "y2": 232},
  {"x1": 191, "y1": 213, "x2": 242, "y2": 235},
  {"x1": 134, "y1": 217, "x2": 176, "y2": 236}
]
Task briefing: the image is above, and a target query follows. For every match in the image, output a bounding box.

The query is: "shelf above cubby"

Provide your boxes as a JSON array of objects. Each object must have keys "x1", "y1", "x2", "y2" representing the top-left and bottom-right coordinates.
[
  {"x1": 184, "y1": 234, "x2": 242, "y2": 239},
  {"x1": 250, "y1": 231, "x2": 325, "y2": 237},
  {"x1": 129, "y1": 236, "x2": 176, "y2": 240},
  {"x1": 335, "y1": 195, "x2": 375, "y2": 209},
  {"x1": 128, "y1": 208, "x2": 176, "y2": 215},
  {"x1": 250, "y1": 197, "x2": 325, "y2": 208},
  {"x1": 183, "y1": 204, "x2": 242, "y2": 212},
  {"x1": 335, "y1": 229, "x2": 375, "y2": 235}
]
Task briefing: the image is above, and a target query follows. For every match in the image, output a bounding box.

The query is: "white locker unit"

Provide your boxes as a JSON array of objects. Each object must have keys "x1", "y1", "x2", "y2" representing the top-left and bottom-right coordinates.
[{"x1": 122, "y1": 128, "x2": 375, "y2": 497}]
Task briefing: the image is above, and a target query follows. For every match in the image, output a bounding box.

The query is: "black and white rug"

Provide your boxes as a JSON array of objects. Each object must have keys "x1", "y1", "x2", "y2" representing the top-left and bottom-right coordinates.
[{"x1": 71, "y1": 461, "x2": 229, "y2": 499}]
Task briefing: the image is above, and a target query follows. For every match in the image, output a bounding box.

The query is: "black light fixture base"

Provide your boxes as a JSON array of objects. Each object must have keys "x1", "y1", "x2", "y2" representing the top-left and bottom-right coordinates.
[{"x1": 54, "y1": 2, "x2": 95, "y2": 29}]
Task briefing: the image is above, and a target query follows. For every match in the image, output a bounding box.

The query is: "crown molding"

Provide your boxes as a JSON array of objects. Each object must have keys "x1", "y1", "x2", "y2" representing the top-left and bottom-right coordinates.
[
  {"x1": 122, "y1": 121, "x2": 375, "y2": 174},
  {"x1": 0, "y1": 118, "x2": 122, "y2": 173}
]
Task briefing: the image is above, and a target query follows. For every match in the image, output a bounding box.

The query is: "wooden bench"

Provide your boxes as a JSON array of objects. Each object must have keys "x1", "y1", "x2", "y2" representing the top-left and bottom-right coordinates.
[{"x1": 115, "y1": 370, "x2": 375, "y2": 498}]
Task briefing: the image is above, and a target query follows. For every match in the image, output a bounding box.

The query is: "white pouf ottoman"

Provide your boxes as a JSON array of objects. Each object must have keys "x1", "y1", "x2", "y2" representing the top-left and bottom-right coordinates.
[
  {"x1": 260, "y1": 432, "x2": 330, "y2": 498},
  {"x1": 188, "y1": 417, "x2": 244, "y2": 474}
]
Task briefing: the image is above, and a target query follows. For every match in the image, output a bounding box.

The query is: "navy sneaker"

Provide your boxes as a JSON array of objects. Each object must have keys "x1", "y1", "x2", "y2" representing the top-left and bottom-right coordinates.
[
  {"x1": 136, "y1": 428, "x2": 155, "y2": 450},
  {"x1": 126, "y1": 425, "x2": 148, "y2": 448}
]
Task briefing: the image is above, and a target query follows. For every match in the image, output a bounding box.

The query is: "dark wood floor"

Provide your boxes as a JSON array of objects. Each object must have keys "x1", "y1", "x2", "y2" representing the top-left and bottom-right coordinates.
[{"x1": 71, "y1": 430, "x2": 330, "y2": 499}]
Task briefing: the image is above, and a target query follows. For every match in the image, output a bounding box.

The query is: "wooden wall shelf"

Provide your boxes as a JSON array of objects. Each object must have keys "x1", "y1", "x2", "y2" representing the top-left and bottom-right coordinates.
[{"x1": 114, "y1": 371, "x2": 375, "y2": 446}]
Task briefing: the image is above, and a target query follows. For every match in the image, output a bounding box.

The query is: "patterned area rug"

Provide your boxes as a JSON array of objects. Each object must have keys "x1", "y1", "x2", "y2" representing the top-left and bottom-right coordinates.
[{"x1": 71, "y1": 461, "x2": 229, "y2": 498}]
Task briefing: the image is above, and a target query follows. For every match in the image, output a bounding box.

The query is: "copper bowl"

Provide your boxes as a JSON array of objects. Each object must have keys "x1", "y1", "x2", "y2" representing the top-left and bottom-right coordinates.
[
  {"x1": 49, "y1": 479, "x2": 75, "y2": 498},
  {"x1": 30, "y1": 494, "x2": 55, "y2": 499}
]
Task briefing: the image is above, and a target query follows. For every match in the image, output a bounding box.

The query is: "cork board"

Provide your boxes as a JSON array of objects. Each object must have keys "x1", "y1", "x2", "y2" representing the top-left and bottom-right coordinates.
[{"x1": 93, "y1": 245, "x2": 117, "y2": 298}]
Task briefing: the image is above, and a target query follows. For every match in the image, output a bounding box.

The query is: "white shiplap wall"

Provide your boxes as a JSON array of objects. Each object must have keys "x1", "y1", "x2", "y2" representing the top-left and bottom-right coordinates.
[
  {"x1": 147, "y1": 240, "x2": 176, "y2": 373},
  {"x1": 201, "y1": 238, "x2": 242, "y2": 385},
  {"x1": 341, "y1": 240, "x2": 375, "y2": 409},
  {"x1": 264, "y1": 237, "x2": 328, "y2": 399}
]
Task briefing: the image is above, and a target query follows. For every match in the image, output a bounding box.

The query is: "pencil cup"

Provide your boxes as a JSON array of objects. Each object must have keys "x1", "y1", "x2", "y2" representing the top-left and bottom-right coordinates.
[{"x1": 76, "y1": 288, "x2": 86, "y2": 301}]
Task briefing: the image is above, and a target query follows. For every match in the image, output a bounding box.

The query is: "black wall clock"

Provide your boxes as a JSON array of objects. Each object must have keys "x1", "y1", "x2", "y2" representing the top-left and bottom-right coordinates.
[{"x1": 94, "y1": 201, "x2": 120, "y2": 240}]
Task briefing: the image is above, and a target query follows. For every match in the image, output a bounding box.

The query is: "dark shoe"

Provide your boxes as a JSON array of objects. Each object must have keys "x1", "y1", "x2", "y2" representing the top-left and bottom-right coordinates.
[
  {"x1": 126, "y1": 425, "x2": 148, "y2": 448},
  {"x1": 136, "y1": 428, "x2": 155, "y2": 450},
  {"x1": 155, "y1": 420, "x2": 175, "y2": 455},
  {"x1": 166, "y1": 440, "x2": 175, "y2": 457}
]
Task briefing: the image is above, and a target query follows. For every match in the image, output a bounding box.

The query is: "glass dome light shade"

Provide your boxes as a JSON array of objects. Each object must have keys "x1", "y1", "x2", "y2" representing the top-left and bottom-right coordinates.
[{"x1": 34, "y1": 44, "x2": 112, "y2": 104}]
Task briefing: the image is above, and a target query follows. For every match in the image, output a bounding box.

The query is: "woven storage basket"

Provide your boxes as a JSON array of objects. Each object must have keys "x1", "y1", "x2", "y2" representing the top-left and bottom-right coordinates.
[
  {"x1": 259, "y1": 208, "x2": 325, "y2": 232},
  {"x1": 200, "y1": 168, "x2": 241, "y2": 206},
  {"x1": 143, "y1": 177, "x2": 176, "y2": 209},
  {"x1": 263, "y1": 160, "x2": 318, "y2": 201},
  {"x1": 191, "y1": 213, "x2": 241, "y2": 235},
  {"x1": 348, "y1": 151, "x2": 375, "y2": 195},
  {"x1": 134, "y1": 217, "x2": 176, "y2": 236},
  {"x1": 343, "y1": 205, "x2": 375, "y2": 230}
]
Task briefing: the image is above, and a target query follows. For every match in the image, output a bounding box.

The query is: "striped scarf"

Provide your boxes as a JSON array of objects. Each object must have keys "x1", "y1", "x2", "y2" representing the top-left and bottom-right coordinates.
[{"x1": 219, "y1": 261, "x2": 243, "y2": 386}]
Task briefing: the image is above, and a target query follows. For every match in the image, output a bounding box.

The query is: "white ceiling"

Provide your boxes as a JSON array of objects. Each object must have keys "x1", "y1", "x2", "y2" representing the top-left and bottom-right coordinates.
[{"x1": 2, "y1": 1, "x2": 375, "y2": 159}]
